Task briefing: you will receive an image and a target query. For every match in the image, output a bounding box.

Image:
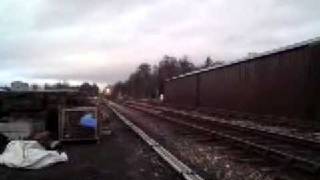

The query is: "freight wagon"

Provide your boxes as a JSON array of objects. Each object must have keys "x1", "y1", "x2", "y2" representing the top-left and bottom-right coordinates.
[{"x1": 164, "y1": 37, "x2": 320, "y2": 121}]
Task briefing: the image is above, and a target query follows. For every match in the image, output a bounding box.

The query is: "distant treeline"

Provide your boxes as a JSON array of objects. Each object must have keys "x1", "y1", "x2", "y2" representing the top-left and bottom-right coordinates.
[
  {"x1": 44, "y1": 82, "x2": 99, "y2": 96},
  {"x1": 111, "y1": 55, "x2": 223, "y2": 99}
]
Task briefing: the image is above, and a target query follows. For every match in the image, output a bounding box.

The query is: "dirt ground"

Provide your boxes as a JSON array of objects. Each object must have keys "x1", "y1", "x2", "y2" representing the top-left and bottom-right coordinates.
[{"x1": 0, "y1": 108, "x2": 182, "y2": 180}]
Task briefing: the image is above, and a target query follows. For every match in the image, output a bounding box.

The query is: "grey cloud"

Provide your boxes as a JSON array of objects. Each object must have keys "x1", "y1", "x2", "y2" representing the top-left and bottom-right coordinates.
[
  {"x1": 28, "y1": 63, "x2": 136, "y2": 84},
  {"x1": 0, "y1": 0, "x2": 320, "y2": 85},
  {"x1": 33, "y1": 0, "x2": 151, "y2": 29}
]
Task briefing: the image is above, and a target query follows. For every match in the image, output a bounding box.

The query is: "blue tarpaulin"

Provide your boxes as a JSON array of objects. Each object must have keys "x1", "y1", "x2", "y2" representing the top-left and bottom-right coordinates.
[{"x1": 80, "y1": 114, "x2": 97, "y2": 129}]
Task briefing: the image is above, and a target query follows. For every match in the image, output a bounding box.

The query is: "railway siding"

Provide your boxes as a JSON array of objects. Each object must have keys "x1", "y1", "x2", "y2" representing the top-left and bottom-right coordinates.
[{"x1": 125, "y1": 100, "x2": 320, "y2": 174}]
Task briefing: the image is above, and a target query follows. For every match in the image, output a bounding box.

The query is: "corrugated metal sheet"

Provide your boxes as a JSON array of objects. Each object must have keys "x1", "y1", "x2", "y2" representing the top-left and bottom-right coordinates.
[{"x1": 164, "y1": 75, "x2": 197, "y2": 108}]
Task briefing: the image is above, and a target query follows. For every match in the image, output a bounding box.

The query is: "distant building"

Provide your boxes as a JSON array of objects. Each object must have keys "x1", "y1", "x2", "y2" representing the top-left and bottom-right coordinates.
[{"x1": 11, "y1": 81, "x2": 29, "y2": 91}]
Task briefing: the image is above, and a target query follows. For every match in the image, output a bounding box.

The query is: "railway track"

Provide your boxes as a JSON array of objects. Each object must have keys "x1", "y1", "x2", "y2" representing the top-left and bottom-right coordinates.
[
  {"x1": 120, "y1": 100, "x2": 320, "y2": 174},
  {"x1": 127, "y1": 101, "x2": 320, "y2": 148},
  {"x1": 103, "y1": 101, "x2": 204, "y2": 180}
]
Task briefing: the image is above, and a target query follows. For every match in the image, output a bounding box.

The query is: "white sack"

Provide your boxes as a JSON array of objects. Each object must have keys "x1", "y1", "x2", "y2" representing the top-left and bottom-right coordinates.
[{"x1": 0, "y1": 141, "x2": 68, "y2": 169}]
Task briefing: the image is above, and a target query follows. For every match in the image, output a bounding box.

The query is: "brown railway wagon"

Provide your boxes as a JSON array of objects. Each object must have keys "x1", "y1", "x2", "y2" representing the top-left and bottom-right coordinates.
[
  {"x1": 165, "y1": 75, "x2": 197, "y2": 108},
  {"x1": 164, "y1": 37, "x2": 320, "y2": 120}
]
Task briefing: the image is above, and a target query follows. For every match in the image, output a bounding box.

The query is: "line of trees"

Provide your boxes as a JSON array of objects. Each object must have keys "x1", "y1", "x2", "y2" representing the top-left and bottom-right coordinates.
[
  {"x1": 79, "y1": 82, "x2": 99, "y2": 96},
  {"x1": 111, "y1": 55, "x2": 223, "y2": 99},
  {"x1": 44, "y1": 82, "x2": 99, "y2": 96}
]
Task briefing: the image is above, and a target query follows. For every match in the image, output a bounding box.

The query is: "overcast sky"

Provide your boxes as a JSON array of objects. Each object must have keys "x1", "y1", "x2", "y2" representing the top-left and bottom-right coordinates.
[{"x1": 1, "y1": 0, "x2": 320, "y2": 87}]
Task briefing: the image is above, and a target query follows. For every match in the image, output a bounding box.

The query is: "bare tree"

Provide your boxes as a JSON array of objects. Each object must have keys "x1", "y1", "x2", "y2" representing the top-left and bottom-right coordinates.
[
  {"x1": 203, "y1": 56, "x2": 224, "y2": 68},
  {"x1": 79, "y1": 82, "x2": 99, "y2": 96},
  {"x1": 111, "y1": 55, "x2": 200, "y2": 99},
  {"x1": 178, "y1": 55, "x2": 196, "y2": 74}
]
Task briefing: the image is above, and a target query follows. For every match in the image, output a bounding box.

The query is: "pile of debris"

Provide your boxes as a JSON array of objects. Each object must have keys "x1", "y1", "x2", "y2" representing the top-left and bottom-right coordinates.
[{"x1": 0, "y1": 91, "x2": 101, "y2": 169}]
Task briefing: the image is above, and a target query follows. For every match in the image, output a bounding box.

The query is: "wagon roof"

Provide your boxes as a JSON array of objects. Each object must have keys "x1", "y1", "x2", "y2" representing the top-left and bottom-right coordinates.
[{"x1": 167, "y1": 36, "x2": 320, "y2": 82}]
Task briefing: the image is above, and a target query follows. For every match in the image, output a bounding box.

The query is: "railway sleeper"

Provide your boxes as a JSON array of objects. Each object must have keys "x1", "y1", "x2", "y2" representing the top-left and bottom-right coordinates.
[{"x1": 143, "y1": 103, "x2": 320, "y2": 151}]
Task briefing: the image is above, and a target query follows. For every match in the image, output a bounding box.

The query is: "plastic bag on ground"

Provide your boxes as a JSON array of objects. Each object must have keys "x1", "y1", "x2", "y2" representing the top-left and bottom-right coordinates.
[{"x1": 0, "y1": 141, "x2": 68, "y2": 169}]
